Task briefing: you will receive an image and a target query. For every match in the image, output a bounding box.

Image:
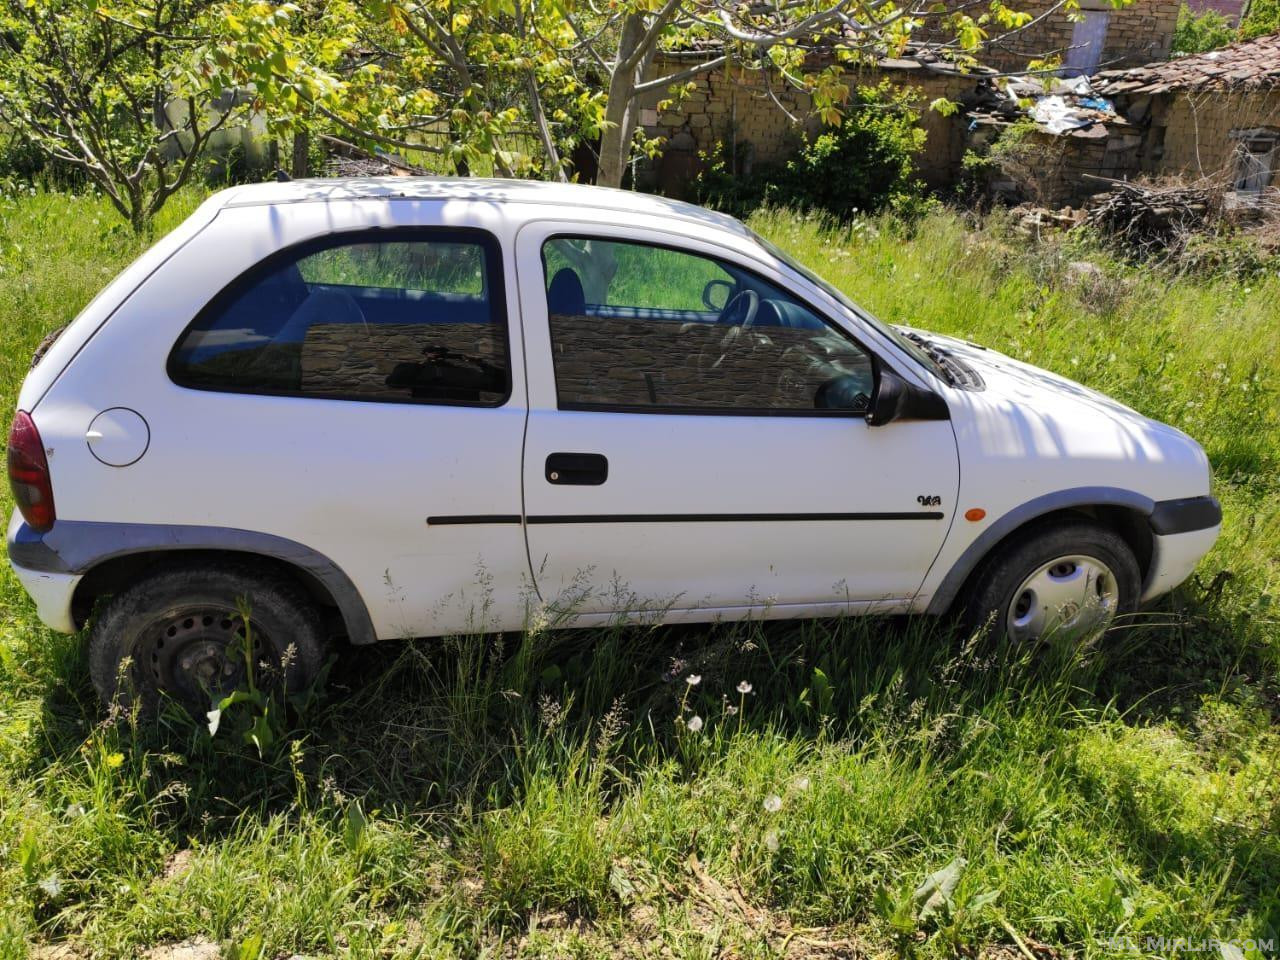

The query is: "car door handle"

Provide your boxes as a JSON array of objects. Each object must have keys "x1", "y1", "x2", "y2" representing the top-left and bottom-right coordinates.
[{"x1": 546, "y1": 452, "x2": 608, "y2": 485}]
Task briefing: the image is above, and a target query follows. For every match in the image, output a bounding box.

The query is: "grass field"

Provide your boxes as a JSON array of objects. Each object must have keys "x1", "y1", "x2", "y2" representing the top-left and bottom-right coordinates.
[{"x1": 0, "y1": 189, "x2": 1276, "y2": 959}]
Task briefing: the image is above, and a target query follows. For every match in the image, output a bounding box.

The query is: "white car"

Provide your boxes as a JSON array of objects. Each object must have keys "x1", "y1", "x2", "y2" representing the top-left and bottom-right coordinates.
[{"x1": 7, "y1": 178, "x2": 1221, "y2": 710}]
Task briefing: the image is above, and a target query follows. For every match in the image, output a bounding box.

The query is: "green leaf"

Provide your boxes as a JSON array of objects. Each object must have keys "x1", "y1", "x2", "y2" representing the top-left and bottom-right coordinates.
[
  {"x1": 968, "y1": 888, "x2": 1001, "y2": 912},
  {"x1": 914, "y1": 856, "x2": 967, "y2": 921},
  {"x1": 609, "y1": 863, "x2": 636, "y2": 903},
  {"x1": 245, "y1": 710, "x2": 275, "y2": 756},
  {"x1": 343, "y1": 801, "x2": 368, "y2": 852}
]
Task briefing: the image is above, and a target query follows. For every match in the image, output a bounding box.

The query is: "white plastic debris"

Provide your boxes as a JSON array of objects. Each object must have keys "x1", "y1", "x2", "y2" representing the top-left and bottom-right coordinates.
[{"x1": 1033, "y1": 96, "x2": 1094, "y2": 134}]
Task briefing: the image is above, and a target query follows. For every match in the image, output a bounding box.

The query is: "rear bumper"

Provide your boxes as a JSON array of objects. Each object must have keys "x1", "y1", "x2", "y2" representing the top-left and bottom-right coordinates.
[
  {"x1": 8, "y1": 511, "x2": 80, "y2": 632},
  {"x1": 1141, "y1": 496, "x2": 1222, "y2": 603}
]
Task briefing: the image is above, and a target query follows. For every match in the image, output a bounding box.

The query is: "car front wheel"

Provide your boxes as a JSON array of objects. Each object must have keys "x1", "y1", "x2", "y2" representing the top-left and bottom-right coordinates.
[
  {"x1": 88, "y1": 563, "x2": 324, "y2": 714},
  {"x1": 961, "y1": 520, "x2": 1142, "y2": 644}
]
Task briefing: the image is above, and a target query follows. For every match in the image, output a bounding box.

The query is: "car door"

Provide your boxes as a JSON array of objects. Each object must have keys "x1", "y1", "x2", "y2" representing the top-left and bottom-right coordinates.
[
  {"x1": 153, "y1": 211, "x2": 530, "y2": 641},
  {"x1": 516, "y1": 222, "x2": 960, "y2": 619}
]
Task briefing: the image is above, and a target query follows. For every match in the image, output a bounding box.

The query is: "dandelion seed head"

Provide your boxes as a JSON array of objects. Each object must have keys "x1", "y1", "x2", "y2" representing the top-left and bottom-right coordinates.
[
  {"x1": 736, "y1": 681, "x2": 753, "y2": 695},
  {"x1": 686, "y1": 714, "x2": 704, "y2": 733},
  {"x1": 764, "y1": 829, "x2": 780, "y2": 852},
  {"x1": 686, "y1": 674, "x2": 702, "y2": 686},
  {"x1": 763, "y1": 794, "x2": 783, "y2": 813}
]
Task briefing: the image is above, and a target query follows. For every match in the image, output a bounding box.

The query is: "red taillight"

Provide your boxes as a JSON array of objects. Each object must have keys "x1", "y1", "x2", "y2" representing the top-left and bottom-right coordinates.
[{"x1": 8, "y1": 411, "x2": 55, "y2": 533}]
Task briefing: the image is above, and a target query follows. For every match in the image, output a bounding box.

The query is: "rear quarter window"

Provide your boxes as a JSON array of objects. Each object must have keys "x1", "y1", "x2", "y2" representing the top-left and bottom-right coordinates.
[{"x1": 168, "y1": 229, "x2": 509, "y2": 406}]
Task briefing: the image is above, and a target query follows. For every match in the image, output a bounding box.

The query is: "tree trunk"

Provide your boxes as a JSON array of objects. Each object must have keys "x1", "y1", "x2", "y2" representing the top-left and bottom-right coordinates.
[
  {"x1": 291, "y1": 130, "x2": 311, "y2": 178},
  {"x1": 557, "y1": 239, "x2": 618, "y2": 303},
  {"x1": 595, "y1": 14, "x2": 649, "y2": 189}
]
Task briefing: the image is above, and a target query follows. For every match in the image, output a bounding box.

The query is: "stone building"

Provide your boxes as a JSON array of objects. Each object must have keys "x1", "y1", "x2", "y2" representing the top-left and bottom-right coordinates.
[
  {"x1": 1094, "y1": 31, "x2": 1280, "y2": 192},
  {"x1": 924, "y1": 0, "x2": 1180, "y2": 75},
  {"x1": 634, "y1": 46, "x2": 993, "y2": 196},
  {"x1": 633, "y1": 3, "x2": 1180, "y2": 198},
  {"x1": 966, "y1": 109, "x2": 1147, "y2": 208}
]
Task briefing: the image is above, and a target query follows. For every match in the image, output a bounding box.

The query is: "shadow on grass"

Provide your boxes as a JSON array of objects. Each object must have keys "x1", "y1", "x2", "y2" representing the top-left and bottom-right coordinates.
[
  {"x1": 12, "y1": 573, "x2": 1276, "y2": 946},
  {"x1": 27, "y1": 572, "x2": 1270, "y2": 820}
]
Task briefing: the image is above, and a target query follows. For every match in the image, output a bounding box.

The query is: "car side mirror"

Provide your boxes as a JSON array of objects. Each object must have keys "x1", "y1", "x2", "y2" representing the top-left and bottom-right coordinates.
[
  {"x1": 867, "y1": 369, "x2": 950, "y2": 426},
  {"x1": 702, "y1": 279, "x2": 732, "y2": 312}
]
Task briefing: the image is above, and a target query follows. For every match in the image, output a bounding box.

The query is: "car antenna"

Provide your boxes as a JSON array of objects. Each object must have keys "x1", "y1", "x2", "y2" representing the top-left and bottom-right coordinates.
[{"x1": 273, "y1": 169, "x2": 292, "y2": 182}]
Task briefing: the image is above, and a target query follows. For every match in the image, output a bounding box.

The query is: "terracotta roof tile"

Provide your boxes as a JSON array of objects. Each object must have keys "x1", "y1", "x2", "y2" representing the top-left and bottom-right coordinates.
[{"x1": 1094, "y1": 32, "x2": 1280, "y2": 95}]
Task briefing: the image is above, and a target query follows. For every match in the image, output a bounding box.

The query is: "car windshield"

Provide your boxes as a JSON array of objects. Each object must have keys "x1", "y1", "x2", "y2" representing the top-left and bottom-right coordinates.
[{"x1": 750, "y1": 231, "x2": 951, "y2": 382}]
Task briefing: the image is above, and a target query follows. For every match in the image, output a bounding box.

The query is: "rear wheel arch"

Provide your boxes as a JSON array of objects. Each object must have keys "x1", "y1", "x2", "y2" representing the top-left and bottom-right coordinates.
[
  {"x1": 927, "y1": 488, "x2": 1156, "y2": 616},
  {"x1": 67, "y1": 536, "x2": 376, "y2": 646},
  {"x1": 74, "y1": 550, "x2": 326, "y2": 621}
]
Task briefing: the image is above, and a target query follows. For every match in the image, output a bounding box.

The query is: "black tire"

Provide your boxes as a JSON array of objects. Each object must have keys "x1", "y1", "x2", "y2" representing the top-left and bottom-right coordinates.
[
  {"x1": 959, "y1": 520, "x2": 1142, "y2": 643},
  {"x1": 89, "y1": 562, "x2": 324, "y2": 714}
]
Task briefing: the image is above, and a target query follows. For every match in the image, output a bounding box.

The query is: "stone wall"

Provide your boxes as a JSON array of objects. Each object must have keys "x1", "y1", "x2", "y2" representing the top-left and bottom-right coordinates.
[
  {"x1": 968, "y1": 0, "x2": 1179, "y2": 74},
  {"x1": 1140, "y1": 89, "x2": 1280, "y2": 184},
  {"x1": 966, "y1": 112, "x2": 1146, "y2": 208},
  {"x1": 300, "y1": 323, "x2": 506, "y2": 401},
  {"x1": 636, "y1": 53, "x2": 987, "y2": 195},
  {"x1": 549, "y1": 313, "x2": 872, "y2": 410}
]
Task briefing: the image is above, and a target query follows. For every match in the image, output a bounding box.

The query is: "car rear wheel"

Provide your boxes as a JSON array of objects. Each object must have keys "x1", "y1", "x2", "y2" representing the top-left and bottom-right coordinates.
[
  {"x1": 89, "y1": 563, "x2": 324, "y2": 714},
  {"x1": 960, "y1": 520, "x2": 1141, "y2": 644}
]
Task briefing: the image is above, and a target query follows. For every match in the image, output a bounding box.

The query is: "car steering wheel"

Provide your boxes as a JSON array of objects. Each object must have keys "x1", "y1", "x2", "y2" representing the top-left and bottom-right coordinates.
[
  {"x1": 700, "y1": 290, "x2": 765, "y2": 372},
  {"x1": 718, "y1": 289, "x2": 759, "y2": 329}
]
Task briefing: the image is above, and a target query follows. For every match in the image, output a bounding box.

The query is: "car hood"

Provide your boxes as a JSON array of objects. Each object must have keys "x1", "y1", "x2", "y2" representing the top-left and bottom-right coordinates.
[
  {"x1": 905, "y1": 329, "x2": 1212, "y2": 500},
  {"x1": 920, "y1": 330, "x2": 1143, "y2": 417}
]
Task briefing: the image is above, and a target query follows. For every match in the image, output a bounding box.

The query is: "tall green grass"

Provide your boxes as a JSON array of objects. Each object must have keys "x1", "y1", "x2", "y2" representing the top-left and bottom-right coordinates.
[{"x1": 0, "y1": 191, "x2": 1275, "y2": 959}]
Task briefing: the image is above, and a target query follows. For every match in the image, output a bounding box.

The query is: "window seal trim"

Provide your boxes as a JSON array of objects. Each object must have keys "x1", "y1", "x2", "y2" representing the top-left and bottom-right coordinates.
[
  {"x1": 539, "y1": 232, "x2": 884, "y2": 419},
  {"x1": 166, "y1": 225, "x2": 513, "y2": 409},
  {"x1": 557, "y1": 401, "x2": 867, "y2": 419}
]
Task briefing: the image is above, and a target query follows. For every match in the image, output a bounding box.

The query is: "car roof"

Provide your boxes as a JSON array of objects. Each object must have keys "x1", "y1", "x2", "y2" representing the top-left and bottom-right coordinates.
[{"x1": 213, "y1": 177, "x2": 754, "y2": 238}]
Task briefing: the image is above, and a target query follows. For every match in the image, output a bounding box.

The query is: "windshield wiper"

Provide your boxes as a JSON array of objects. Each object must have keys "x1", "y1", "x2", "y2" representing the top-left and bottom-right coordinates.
[
  {"x1": 901, "y1": 331, "x2": 958, "y2": 385},
  {"x1": 901, "y1": 331, "x2": 985, "y2": 391}
]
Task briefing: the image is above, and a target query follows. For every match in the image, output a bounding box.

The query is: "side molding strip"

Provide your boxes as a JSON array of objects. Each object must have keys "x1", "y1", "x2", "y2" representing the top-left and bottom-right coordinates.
[
  {"x1": 427, "y1": 515, "x2": 522, "y2": 526},
  {"x1": 525, "y1": 512, "x2": 945, "y2": 524},
  {"x1": 424, "y1": 513, "x2": 947, "y2": 525}
]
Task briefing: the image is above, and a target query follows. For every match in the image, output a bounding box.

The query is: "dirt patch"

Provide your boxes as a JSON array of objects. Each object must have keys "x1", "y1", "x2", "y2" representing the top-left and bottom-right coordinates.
[
  {"x1": 140, "y1": 938, "x2": 220, "y2": 960},
  {"x1": 30, "y1": 944, "x2": 83, "y2": 960},
  {"x1": 161, "y1": 849, "x2": 195, "y2": 881}
]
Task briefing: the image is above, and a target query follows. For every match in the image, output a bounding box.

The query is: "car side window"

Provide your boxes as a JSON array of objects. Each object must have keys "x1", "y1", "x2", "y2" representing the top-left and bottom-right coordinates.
[
  {"x1": 542, "y1": 237, "x2": 873, "y2": 413},
  {"x1": 170, "y1": 231, "x2": 508, "y2": 405}
]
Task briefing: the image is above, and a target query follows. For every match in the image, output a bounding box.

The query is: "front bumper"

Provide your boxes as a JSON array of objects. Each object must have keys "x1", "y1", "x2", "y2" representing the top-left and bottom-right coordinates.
[{"x1": 1141, "y1": 496, "x2": 1222, "y2": 603}]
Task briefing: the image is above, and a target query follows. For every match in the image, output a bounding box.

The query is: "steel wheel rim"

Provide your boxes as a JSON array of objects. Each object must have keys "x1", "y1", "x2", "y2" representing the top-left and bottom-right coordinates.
[
  {"x1": 134, "y1": 606, "x2": 268, "y2": 707},
  {"x1": 1006, "y1": 554, "x2": 1119, "y2": 643}
]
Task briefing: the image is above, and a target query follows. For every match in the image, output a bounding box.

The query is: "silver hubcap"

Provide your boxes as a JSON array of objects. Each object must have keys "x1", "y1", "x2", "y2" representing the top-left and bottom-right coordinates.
[{"x1": 1006, "y1": 554, "x2": 1119, "y2": 643}]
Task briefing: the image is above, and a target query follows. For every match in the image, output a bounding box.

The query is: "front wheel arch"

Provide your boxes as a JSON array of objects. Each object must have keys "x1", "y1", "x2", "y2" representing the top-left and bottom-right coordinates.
[
  {"x1": 926, "y1": 490, "x2": 1156, "y2": 617},
  {"x1": 956, "y1": 517, "x2": 1142, "y2": 641}
]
